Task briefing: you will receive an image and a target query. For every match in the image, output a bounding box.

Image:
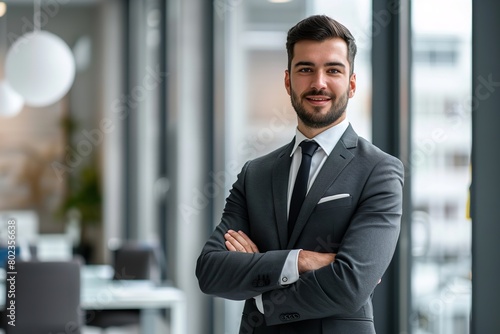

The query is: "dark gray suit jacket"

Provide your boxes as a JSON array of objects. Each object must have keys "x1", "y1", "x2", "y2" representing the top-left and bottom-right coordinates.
[{"x1": 196, "y1": 125, "x2": 404, "y2": 334}]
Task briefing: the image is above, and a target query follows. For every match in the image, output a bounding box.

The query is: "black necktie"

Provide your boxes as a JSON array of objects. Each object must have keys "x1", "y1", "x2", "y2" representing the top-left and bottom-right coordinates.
[{"x1": 288, "y1": 140, "x2": 319, "y2": 238}]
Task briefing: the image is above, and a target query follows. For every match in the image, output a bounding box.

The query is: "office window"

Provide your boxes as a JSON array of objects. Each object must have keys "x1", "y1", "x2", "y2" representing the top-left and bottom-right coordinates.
[
  {"x1": 414, "y1": 37, "x2": 460, "y2": 66},
  {"x1": 411, "y1": 1, "x2": 472, "y2": 334}
]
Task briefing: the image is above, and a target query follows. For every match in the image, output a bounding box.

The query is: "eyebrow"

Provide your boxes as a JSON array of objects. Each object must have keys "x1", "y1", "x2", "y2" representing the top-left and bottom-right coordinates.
[{"x1": 294, "y1": 61, "x2": 346, "y2": 68}]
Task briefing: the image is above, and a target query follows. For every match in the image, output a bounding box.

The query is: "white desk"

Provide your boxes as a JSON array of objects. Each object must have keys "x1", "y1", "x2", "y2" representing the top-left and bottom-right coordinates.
[
  {"x1": 84, "y1": 265, "x2": 186, "y2": 334},
  {"x1": 1, "y1": 266, "x2": 187, "y2": 334},
  {"x1": 83, "y1": 281, "x2": 186, "y2": 334}
]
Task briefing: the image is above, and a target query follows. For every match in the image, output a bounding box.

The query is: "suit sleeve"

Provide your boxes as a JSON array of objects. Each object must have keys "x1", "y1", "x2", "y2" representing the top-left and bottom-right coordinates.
[
  {"x1": 262, "y1": 155, "x2": 404, "y2": 325},
  {"x1": 196, "y1": 161, "x2": 291, "y2": 301}
]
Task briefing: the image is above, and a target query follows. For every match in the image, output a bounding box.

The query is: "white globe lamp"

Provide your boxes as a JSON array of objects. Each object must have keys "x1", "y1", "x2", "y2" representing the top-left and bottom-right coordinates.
[
  {"x1": 0, "y1": 79, "x2": 24, "y2": 117},
  {"x1": 5, "y1": 31, "x2": 75, "y2": 107}
]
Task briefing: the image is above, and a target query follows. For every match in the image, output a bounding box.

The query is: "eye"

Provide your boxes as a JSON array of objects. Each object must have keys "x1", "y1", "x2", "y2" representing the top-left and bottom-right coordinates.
[
  {"x1": 327, "y1": 68, "x2": 341, "y2": 74},
  {"x1": 298, "y1": 67, "x2": 313, "y2": 73}
]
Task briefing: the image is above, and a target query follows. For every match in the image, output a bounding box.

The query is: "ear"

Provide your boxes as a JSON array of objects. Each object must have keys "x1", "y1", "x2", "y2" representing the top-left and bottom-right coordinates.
[
  {"x1": 284, "y1": 70, "x2": 291, "y2": 96},
  {"x1": 348, "y1": 73, "x2": 356, "y2": 98}
]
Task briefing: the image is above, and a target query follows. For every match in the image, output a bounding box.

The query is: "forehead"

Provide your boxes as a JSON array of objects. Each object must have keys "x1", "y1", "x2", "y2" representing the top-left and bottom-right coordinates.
[{"x1": 291, "y1": 38, "x2": 349, "y2": 66}]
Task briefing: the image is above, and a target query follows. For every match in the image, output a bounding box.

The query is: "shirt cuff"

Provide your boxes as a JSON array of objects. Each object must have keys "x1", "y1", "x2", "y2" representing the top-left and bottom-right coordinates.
[
  {"x1": 253, "y1": 294, "x2": 264, "y2": 313},
  {"x1": 279, "y1": 249, "x2": 301, "y2": 286}
]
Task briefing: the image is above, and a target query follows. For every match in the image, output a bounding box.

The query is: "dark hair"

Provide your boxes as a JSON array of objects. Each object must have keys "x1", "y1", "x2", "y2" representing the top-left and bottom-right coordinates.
[{"x1": 286, "y1": 15, "x2": 357, "y2": 75}]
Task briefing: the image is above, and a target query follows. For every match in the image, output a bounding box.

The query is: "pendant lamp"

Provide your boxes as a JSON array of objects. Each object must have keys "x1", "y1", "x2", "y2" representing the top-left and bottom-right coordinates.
[{"x1": 4, "y1": 0, "x2": 75, "y2": 107}]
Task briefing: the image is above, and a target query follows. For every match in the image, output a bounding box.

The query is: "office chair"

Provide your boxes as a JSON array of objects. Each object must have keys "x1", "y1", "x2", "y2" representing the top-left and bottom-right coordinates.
[
  {"x1": 112, "y1": 242, "x2": 161, "y2": 282},
  {"x1": 4, "y1": 261, "x2": 81, "y2": 334},
  {"x1": 85, "y1": 242, "x2": 162, "y2": 332}
]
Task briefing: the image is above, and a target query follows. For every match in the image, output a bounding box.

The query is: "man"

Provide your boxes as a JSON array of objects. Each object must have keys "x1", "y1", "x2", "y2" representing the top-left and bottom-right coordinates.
[{"x1": 196, "y1": 15, "x2": 404, "y2": 333}]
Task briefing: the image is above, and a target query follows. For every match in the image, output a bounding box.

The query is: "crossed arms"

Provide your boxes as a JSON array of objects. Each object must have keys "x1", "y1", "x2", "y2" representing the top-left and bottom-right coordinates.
[
  {"x1": 196, "y1": 153, "x2": 404, "y2": 324},
  {"x1": 225, "y1": 229, "x2": 336, "y2": 274}
]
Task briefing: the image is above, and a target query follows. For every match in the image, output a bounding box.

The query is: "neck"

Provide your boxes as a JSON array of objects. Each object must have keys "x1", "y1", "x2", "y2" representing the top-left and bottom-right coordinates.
[{"x1": 297, "y1": 115, "x2": 346, "y2": 138}]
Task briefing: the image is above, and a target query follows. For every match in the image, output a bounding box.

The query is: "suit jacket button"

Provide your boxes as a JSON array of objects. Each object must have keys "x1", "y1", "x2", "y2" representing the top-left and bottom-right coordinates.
[
  {"x1": 252, "y1": 275, "x2": 271, "y2": 287},
  {"x1": 279, "y1": 313, "x2": 300, "y2": 322}
]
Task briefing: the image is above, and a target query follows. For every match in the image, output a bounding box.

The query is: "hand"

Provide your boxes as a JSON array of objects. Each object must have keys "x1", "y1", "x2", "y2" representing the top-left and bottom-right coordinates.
[
  {"x1": 224, "y1": 230, "x2": 260, "y2": 253},
  {"x1": 298, "y1": 250, "x2": 336, "y2": 274}
]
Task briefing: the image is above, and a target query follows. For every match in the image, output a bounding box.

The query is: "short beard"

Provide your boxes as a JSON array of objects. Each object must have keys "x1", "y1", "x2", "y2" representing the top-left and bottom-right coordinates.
[{"x1": 290, "y1": 86, "x2": 349, "y2": 129}]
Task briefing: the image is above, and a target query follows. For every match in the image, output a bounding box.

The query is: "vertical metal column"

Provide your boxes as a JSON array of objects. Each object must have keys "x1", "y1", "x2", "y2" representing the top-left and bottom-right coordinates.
[
  {"x1": 164, "y1": 0, "x2": 215, "y2": 333},
  {"x1": 397, "y1": 2, "x2": 412, "y2": 333},
  {"x1": 471, "y1": 1, "x2": 500, "y2": 333},
  {"x1": 371, "y1": 0, "x2": 412, "y2": 333},
  {"x1": 157, "y1": 0, "x2": 169, "y2": 282},
  {"x1": 122, "y1": 0, "x2": 133, "y2": 240}
]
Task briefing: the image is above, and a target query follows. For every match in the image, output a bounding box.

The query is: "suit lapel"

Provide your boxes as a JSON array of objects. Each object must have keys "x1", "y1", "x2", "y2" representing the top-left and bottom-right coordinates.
[
  {"x1": 272, "y1": 140, "x2": 294, "y2": 249},
  {"x1": 287, "y1": 125, "x2": 358, "y2": 248}
]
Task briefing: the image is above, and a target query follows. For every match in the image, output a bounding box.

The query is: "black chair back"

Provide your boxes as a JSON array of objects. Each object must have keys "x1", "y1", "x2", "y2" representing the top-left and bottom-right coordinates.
[
  {"x1": 5, "y1": 261, "x2": 81, "y2": 334},
  {"x1": 112, "y1": 243, "x2": 160, "y2": 283}
]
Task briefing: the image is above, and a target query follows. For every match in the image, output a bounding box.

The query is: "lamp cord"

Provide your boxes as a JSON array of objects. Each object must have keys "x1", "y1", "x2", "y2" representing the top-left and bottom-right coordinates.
[
  {"x1": 34, "y1": 0, "x2": 41, "y2": 32},
  {"x1": 0, "y1": 5, "x2": 6, "y2": 79}
]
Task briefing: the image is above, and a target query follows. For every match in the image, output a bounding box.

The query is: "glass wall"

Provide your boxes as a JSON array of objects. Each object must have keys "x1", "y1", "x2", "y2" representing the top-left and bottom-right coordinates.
[
  {"x1": 216, "y1": 0, "x2": 372, "y2": 332},
  {"x1": 410, "y1": 1, "x2": 472, "y2": 333}
]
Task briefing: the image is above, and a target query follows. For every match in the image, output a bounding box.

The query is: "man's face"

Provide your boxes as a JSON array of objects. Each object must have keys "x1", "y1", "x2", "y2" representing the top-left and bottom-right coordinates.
[{"x1": 285, "y1": 38, "x2": 356, "y2": 135}]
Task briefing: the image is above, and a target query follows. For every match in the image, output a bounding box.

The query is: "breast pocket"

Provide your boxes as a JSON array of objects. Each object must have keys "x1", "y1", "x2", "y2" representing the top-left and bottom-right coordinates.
[
  {"x1": 300, "y1": 196, "x2": 354, "y2": 252},
  {"x1": 315, "y1": 195, "x2": 352, "y2": 211}
]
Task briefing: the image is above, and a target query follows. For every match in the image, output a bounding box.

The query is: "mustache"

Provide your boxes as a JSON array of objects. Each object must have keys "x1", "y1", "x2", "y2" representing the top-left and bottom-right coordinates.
[{"x1": 301, "y1": 89, "x2": 334, "y2": 99}]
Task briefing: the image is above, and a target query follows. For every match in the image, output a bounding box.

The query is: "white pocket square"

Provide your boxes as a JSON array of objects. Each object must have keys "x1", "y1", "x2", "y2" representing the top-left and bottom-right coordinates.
[{"x1": 318, "y1": 193, "x2": 350, "y2": 204}]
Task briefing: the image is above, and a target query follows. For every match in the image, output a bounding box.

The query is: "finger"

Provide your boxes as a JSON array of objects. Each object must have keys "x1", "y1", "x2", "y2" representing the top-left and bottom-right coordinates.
[
  {"x1": 238, "y1": 231, "x2": 259, "y2": 252},
  {"x1": 225, "y1": 240, "x2": 237, "y2": 252},
  {"x1": 224, "y1": 232, "x2": 245, "y2": 252},
  {"x1": 228, "y1": 230, "x2": 253, "y2": 253},
  {"x1": 330, "y1": 253, "x2": 336, "y2": 262},
  {"x1": 235, "y1": 230, "x2": 259, "y2": 253}
]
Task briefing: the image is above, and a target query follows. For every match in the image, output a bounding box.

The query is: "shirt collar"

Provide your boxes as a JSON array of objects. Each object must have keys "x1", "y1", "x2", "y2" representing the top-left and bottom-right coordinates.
[{"x1": 290, "y1": 118, "x2": 350, "y2": 157}]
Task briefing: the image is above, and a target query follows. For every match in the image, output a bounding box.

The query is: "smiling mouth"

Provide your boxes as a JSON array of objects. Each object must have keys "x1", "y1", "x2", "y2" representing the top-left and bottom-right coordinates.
[{"x1": 305, "y1": 96, "x2": 331, "y2": 105}]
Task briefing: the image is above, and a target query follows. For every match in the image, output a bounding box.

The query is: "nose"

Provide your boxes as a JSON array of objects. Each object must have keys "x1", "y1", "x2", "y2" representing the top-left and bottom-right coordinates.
[{"x1": 310, "y1": 71, "x2": 327, "y2": 91}]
